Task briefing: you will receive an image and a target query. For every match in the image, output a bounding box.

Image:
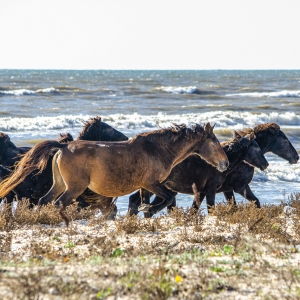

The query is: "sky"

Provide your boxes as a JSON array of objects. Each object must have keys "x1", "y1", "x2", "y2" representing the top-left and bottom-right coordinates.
[{"x1": 1, "y1": 0, "x2": 300, "y2": 70}]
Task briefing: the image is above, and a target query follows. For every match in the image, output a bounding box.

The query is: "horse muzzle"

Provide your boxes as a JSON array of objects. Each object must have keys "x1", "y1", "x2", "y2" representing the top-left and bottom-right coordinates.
[
  {"x1": 217, "y1": 160, "x2": 229, "y2": 172},
  {"x1": 289, "y1": 154, "x2": 299, "y2": 164},
  {"x1": 259, "y1": 161, "x2": 269, "y2": 171}
]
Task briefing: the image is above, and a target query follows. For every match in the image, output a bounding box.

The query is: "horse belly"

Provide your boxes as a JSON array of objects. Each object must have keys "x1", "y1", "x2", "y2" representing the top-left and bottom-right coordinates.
[{"x1": 88, "y1": 165, "x2": 143, "y2": 197}]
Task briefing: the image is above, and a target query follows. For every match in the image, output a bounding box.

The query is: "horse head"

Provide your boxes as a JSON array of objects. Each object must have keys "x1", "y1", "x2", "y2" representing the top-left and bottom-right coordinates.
[
  {"x1": 78, "y1": 116, "x2": 128, "y2": 142},
  {"x1": 191, "y1": 123, "x2": 229, "y2": 172},
  {"x1": 57, "y1": 133, "x2": 74, "y2": 144},
  {"x1": 236, "y1": 129, "x2": 269, "y2": 171},
  {"x1": 254, "y1": 123, "x2": 299, "y2": 164}
]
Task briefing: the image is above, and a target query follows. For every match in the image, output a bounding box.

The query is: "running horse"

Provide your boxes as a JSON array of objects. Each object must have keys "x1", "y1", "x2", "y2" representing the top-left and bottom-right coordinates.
[
  {"x1": 0, "y1": 117, "x2": 128, "y2": 218},
  {"x1": 129, "y1": 129, "x2": 269, "y2": 215},
  {"x1": 218, "y1": 122, "x2": 299, "y2": 207},
  {"x1": 0, "y1": 123, "x2": 229, "y2": 216}
]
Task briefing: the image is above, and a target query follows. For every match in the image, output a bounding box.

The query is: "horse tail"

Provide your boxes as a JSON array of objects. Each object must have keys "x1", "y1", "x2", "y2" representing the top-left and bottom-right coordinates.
[{"x1": 0, "y1": 140, "x2": 67, "y2": 198}]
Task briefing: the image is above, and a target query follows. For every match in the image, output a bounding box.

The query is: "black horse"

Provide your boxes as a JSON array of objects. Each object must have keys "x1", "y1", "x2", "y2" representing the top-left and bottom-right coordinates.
[
  {"x1": 0, "y1": 132, "x2": 30, "y2": 168},
  {"x1": 0, "y1": 133, "x2": 74, "y2": 206},
  {"x1": 217, "y1": 123, "x2": 299, "y2": 208},
  {"x1": 129, "y1": 130, "x2": 269, "y2": 216},
  {"x1": 0, "y1": 117, "x2": 128, "y2": 219}
]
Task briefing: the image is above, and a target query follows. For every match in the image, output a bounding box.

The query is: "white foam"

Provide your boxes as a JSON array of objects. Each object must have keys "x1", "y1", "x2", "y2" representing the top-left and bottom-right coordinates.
[
  {"x1": 227, "y1": 90, "x2": 300, "y2": 98},
  {"x1": 1, "y1": 111, "x2": 300, "y2": 133},
  {"x1": 155, "y1": 86, "x2": 199, "y2": 94},
  {"x1": 0, "y1": 87, "x2": 58, "y2": 96},
  {"x1": 254, "y1": 161, "x2": 300, "y2": 183}
]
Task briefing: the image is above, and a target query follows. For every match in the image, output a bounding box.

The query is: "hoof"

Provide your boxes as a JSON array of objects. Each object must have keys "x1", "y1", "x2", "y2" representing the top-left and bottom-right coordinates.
[
  {"x1": 38, "y1": 199, "x2": 48, "y2": 206},
  {"x1": 138, "y1": 204, "x2": 151, "y2": 213},
  {"x1": 54, "y1": 200, "x2": 61, "y2": 208}
]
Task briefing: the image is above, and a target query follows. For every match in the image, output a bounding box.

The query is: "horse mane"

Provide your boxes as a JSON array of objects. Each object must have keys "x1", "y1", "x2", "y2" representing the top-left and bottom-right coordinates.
[
  {"x1": 77, "y1": 116, "x2": 102, "y2": 140},
  {"x1": 0, "y1": 132, "x2": 10, "y2": 145},
  {"x1": 128, "y1": 123, "x2": 207, "y2": 169},
  {"x1": 222, "y1": 130, "x2": 255, "y2": 153},
  {"x1": 242, "y1": 123, "x2": 280, "y2": 135},
  {"x1": 129, "y1": 123, "x2": 205, "y2": 144}
]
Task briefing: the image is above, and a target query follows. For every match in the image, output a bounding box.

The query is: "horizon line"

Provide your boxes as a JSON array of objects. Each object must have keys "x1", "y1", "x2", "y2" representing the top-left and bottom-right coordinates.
[{"x1": 1, "y1": 68, "x2": 300, "y2": 71}]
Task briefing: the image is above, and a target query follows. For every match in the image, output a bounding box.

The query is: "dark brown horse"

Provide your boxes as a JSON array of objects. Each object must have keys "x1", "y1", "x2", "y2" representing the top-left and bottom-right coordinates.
[
  {"x1": 128, "y1": 130, "x2": 269, "y2": 215},
  {"x1": 217, "y1": 123, "x2": 299, "y2": 208},
  {"x1": 0, "y1": 123, "x2": 229, "y2": 214}
]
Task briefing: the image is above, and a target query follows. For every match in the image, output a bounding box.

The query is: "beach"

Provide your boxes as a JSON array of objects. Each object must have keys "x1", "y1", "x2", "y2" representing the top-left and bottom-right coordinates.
[
  {"x1": 0, "y1": 69, "x2": 300, "y2": 214},
  {"x1": 1, "y1": 200, "x2": 300, "y2": 299},
  {"x1": 0, "y1": 69, "x2": 300, "y2": 299}
]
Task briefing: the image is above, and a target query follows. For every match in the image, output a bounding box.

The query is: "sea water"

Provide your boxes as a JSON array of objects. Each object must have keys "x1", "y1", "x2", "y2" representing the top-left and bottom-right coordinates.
[{"x1": 0, "y1": 69, "x2": 299, "y2": 214}]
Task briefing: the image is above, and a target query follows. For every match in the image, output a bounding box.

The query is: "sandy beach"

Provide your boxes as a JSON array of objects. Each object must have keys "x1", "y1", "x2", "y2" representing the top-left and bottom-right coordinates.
[{"x1": 1, "y1": 199, "x2": 300, "y2": 299}]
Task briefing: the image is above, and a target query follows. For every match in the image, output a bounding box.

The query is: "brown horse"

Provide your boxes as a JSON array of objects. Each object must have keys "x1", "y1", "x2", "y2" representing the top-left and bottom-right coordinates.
[
  {"x1": 0, "y1": 123, "x2": 229, "y2": 212},
  {"x1": 129, "y1": 129, "x2": 269, "y2": 215},
  {"x1": 0, "y1": 117, "x2": 128, "y2": 218}
]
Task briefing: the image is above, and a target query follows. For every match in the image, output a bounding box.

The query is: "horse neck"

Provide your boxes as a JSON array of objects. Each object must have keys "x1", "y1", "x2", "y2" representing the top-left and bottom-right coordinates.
[
  {"x1": 254, "y1": 131, "x2": 273, "y2": 154},
  {"x1": 0, "y1": 141, "x2": 17, "y2": 163},
  {"x1": 223, "y1": 146, "x2": 247, "y2": 175},
  {"x1": 162, "y1": 135, "x2": 202, "y2": 169}
]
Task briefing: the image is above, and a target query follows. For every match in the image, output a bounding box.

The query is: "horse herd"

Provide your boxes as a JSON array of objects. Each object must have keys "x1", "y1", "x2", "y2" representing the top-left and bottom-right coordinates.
[{"x1": 0, "y1": 116, "x2": 298, "y2": 221}]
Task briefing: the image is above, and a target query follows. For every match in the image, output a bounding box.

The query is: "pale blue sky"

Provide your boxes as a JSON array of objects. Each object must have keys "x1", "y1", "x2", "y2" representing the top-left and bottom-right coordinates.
[{"x1": 1, "y1": 0, "x2": 300, "y2": 69}]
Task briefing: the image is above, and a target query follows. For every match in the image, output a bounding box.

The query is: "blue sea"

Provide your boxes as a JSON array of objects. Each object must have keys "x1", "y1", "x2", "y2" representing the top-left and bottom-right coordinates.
[{"x1": 0, "y1": 69, "x2": 299, "y2": 214}]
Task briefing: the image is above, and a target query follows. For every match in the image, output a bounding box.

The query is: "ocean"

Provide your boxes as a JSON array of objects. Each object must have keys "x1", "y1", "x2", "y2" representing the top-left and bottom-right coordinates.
[{"x1": 0, "y1": 69, "x2": 299, "y2": 214}]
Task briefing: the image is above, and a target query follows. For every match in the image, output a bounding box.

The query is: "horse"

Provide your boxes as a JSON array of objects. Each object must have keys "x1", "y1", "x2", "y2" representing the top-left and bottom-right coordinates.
[
  {"x1": 0, "y1": 117, "x2": 128, "y2": 218},
  {"x1": 0, "y1": 165, "x2": 33, "y2": 204},
  {"x1": 0, "y1": 132, "x2": 74, "y2": 206},
  {"x1": 216, "y1": 122, "x2": 299, "y2": 208},
  {"x1": 0, "y1": 123, "x2": 229, "y2": 217},
  {"x1": 0, "y1": 132, "x2": 30, "y2": 168},
  {"x1": 128, "y1": 129, "x2": 269, "y2": 216}
]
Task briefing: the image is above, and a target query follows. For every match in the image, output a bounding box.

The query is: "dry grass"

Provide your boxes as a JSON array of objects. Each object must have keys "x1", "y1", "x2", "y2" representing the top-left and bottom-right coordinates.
[{"x1": 1, "y1": 193, "x2": 300, "y2": 299}]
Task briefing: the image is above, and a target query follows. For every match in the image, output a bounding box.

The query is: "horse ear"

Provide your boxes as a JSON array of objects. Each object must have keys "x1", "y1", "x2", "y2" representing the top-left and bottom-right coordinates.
[
  {"x1": 249, "y1": 132, "x2": 256, "y2": 139},
  {"x1": 233, "y1": 130, "x2": 241, "y2": 139},
  {"x1": 268, "y1": 126, "x2": 278, "y2": 135},
  {"x1": 204, "y1": 123, "x2": 215, "y2": 133},
  {"x1": 244, "y1": 132, "x2": 255, "y2": 141}
]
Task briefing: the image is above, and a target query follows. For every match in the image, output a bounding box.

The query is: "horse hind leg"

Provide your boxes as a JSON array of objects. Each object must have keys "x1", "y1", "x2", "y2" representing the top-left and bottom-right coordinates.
[
  {"x1": 146, "y1": 182, "x2": 177, "y2": 217},
  {"x1": 223, "y1": 191, "x2": 237, "y2": 206},
  {"x1": 236, "y1": 185, "x2": 261, "y2": 208},
  {"x1": 39, "y1": 152, "x2": 66, "y2": 206}
]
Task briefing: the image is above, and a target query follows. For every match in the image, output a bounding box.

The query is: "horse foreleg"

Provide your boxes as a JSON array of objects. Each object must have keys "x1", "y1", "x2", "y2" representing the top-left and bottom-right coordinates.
[
  {"x1": 167, "y1": 197, "x2": 176, "y2": 213},
  {"x1": 192, "y1": 193, "x2": 206, "y2": 210},
  {"x1": 128, "y1": 190, "x2": 142, "y2": 215},
  {"x1": 223, "y1": 191, "x2": 237, "y2": 206},
  {"x1": 128, "y1": 190, "x2": 154, "y2": 216},
  {"x1": 206, "y1": 192, "x2": 216, "y2": 214},
  {"x1": 235, "y1": 185, "x2": 261, "y2": 208},
  {"x1": 140, "y1": 189, "x2": 152, "y2": 218},
  {"x1": 146, "y1": 183, "x2": 177, "y2": 217}
]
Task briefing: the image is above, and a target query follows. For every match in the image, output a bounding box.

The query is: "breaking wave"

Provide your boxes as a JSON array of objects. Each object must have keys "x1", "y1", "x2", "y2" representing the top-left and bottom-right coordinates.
[
  {"x1": 254, "y1": 162, "x2": 300, "y2": 183},
  {"x1": 155, "y1": 86, "x2": 215, "y2": 95},
  {"x1": 227, "y1": 90, "x2": 300, "y2": 98},
  {"x1": 0, "y1": 87, "x2": 59, "y2": 96},
  {"x1": 1, "y1": 111, "x2": 299, "y2": 140}
]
